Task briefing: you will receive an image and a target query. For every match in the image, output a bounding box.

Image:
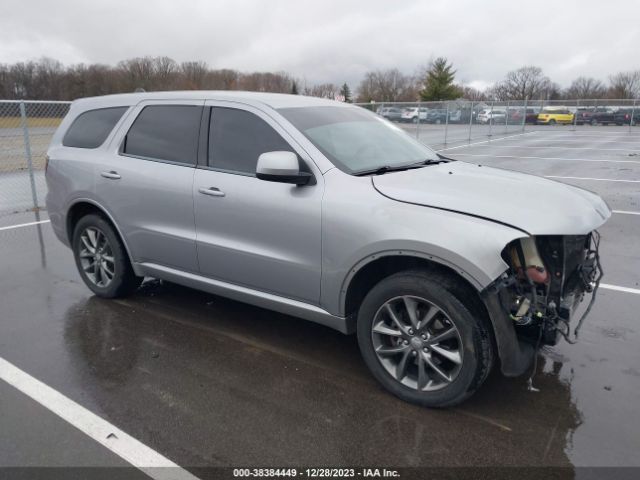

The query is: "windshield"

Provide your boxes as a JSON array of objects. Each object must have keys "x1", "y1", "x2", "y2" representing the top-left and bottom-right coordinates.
[{"x1": 278, "y1": 106, "x2": 439, "y2": 174}]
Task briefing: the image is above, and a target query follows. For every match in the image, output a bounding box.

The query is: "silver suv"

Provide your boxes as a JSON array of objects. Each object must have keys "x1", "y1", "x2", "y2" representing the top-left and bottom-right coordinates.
[{"x1": 46, "y1": 92, "x2": 609, "y2": 407}]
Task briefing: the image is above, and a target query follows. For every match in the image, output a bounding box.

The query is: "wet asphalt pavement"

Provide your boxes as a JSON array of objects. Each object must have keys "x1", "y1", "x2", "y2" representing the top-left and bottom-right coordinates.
[{"x1": 1, "y1": 125, "x2": 639, "y2": 478}]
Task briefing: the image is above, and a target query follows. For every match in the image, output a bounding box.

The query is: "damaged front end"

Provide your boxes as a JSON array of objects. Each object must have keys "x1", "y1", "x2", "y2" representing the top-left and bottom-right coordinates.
[{"x1": 481, "y1": 232, "x2": 603, "y2": 377}]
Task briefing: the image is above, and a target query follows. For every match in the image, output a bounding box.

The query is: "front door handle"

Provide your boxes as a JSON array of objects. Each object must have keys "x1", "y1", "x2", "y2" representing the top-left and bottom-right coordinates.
[
  {"x1": 198, "y1": 187, "x2": 225, "y2": 197},
  {"x1": 100, "y1": 170, "x2": 121, "y2": 180}
]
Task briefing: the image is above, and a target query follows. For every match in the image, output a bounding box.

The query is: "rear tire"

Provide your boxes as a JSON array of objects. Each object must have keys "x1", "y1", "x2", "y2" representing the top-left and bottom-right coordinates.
[
  {"x1": 357, "y1": 270, "x2": 493, "y2": 408},
  {"x1": 72, "y1": 214, "x2": 143, "y2": 298}
]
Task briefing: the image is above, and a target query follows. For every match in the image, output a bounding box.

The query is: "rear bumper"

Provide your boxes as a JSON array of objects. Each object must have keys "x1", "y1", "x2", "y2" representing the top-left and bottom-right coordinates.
[{"x1": 45, "y1": 191, "x2": 69, "y2": 247}]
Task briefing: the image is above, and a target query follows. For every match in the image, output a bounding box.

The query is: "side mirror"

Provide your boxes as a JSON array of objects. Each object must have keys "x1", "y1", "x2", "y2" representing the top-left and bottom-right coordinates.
[{"x1": 256, "y1": 151, "x2": 312, "y2": 186}]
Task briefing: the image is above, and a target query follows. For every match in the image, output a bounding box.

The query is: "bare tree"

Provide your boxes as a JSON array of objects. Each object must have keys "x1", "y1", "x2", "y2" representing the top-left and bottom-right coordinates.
[
  {"x1": 608, "y1": 70, "x2": 640, "y2": 99},
  {"x1": 490, "y1": 66, "x2": 551, "y2": 100},
  {"x1": 304, "y1": 82, "x2": 339, "y2": 99},
  {"x1": 207, "y1": 69, "x2": 239, "y2": 90},
  {"x1": 117, "y1": 57, "x2": 155, "y2": 92},
  {"x1": 9, "y1": 61, "x2": 37, "y2": 98},
  {"x1": 152, "y1": 56, "x2": 178, "y2": 90},
  {"x1": 458, "y1": 85, "x2": 487, "y2": 101},
  {"x1": 180, "y1": 61, "x2": 209, "y2": 89},
  {"x1": 356, "y1": 69, "x2": 418, "y2": 102},
  {"x1": 237, "y1": 71, "x2": 293, "y2": 93},
  {"x1": 565, "y1": 76, "x2": 606, "y2": 99}
]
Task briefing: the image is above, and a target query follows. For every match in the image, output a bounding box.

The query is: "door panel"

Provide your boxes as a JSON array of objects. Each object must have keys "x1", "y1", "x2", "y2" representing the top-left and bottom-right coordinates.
[
  {"x1": 95, "y1": 156, "x2": 198, "y2": 272},
  {"x1": 194, "y1": 169, "x2": 322, "y2": 303}
]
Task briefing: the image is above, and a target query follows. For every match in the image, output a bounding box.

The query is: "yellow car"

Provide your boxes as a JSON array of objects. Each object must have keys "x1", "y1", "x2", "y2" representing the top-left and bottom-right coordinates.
[{"x1": 537, "y1": 108, "x2": 574, "y2": 125}]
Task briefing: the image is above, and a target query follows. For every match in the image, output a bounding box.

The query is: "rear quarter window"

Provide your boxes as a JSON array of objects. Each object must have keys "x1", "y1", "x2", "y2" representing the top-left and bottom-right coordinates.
[{"x1": 62, "y1": 107, "x2": 128, "y2": 149}]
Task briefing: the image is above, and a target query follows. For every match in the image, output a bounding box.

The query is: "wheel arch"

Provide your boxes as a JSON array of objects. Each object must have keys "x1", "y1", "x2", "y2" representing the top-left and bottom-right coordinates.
[
  {"x1": 66, "y1": 199, "x2": 140, "y2": 276},
  {"x1": 342, "y1": 252, "x2": 489, "y2": 321}
]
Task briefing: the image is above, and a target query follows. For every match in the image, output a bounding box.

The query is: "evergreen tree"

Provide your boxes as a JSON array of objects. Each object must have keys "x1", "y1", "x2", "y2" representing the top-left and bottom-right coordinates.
[
  {"x1": 291, "y1": 80, "x2": 299, "y2": 95},
  {"x1": 419, "y1": 57, "x2": 462, "y2": 101},
  {"x1": 340, "y1": 82, "x2": 352, "y2": 102}
]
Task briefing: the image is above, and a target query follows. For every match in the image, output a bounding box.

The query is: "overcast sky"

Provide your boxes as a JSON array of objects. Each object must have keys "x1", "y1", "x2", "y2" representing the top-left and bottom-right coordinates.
[{"x1": 2, "y1": 0, "x2": 639, "y2": 90}]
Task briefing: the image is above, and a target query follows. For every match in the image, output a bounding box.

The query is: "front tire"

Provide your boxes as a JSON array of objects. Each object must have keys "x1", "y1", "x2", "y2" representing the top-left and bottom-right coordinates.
[
  {"x1": 72, "y1": 214, "x2": 142, "y2": 298},
  {"x1": 357, "y1": 270, "x2": 493, "y2": 407}
]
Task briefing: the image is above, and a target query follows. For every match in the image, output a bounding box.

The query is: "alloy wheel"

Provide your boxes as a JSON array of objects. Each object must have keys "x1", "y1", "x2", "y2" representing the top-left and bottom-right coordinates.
[
  {"x1": 78, "y1": 227, "x2": 115, "y2": 288},
  {"x1": 371, "y1": 295, "x2": 463, "y2": 391}
]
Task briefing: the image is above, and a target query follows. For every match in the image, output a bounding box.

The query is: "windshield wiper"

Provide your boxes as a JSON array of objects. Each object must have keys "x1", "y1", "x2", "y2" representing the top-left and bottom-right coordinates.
[
  {"x1": 354, "y1": 164, "x2": 424, "y2": 176},
  {"x1": 354, "y1": 157, "x2": 451, "y2": 176}
]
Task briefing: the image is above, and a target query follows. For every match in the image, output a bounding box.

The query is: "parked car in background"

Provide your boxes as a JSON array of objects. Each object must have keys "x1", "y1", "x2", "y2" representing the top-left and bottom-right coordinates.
[
  {"x1": 400, "y1": 107, "x2": 428, "y2": 123},
  {"x1": 424, "y1": 109, "x2": 448, "y2": 124},
  {"x1": 378, "y1": 107, "x2": 403, "y2": 122},
  {"x1": 537, "y1": 108, "x2": 574, "y2": 125},
  {"x1": 46, "y1": 91, "x2": 609, "y2": 408},
  {"x1": 509, "y1": 108, "x2": 539, "y2": 124},
  {"x1": 447, "y1": 109, "x2": 462, "y2": 123},
  {"x1": 477, "y1": 109, "x2": 506, "y2": 124},
  {"x1": 575, "y1": 107, "x2": 616, "y2": 125},
  {"x1": 614, "y1": 108, "x2": 637, "y2": 126}
]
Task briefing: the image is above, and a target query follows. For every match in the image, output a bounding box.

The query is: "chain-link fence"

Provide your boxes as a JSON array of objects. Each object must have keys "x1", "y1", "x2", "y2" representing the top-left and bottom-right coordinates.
[
  {"x1": 0, "y1": 97, "x2": 638, "y2": 218},
  {"x1": 0, "y1": 100, "x2": 70, "y2": 217},
  {"x1": 355, "y1": 98, "x2": 639, "y2": 149}
]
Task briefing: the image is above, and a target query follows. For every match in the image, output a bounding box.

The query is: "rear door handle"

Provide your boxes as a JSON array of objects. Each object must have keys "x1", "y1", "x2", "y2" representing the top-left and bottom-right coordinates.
[
  {"x1": 100, "y1": 170, "x2": 121, "y2": 180},
  {"x1": 198, "y1": 187, "x2": 225, "y2": 197}
]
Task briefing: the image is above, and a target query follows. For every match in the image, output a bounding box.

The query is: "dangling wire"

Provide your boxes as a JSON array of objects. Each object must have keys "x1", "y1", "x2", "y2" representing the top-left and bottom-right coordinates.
[
  {"x1": 573, "y1": 231, "x2": 603, "y2": 340},
  {"x1": 526, "y1": 322, "x2": 544, "y2": 392}
]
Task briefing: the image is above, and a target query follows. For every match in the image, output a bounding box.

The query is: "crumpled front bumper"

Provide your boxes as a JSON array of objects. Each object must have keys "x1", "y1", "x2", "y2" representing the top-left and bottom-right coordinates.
[{"x1": 479, "y1": 232, "x2": 603, "y2": 377}]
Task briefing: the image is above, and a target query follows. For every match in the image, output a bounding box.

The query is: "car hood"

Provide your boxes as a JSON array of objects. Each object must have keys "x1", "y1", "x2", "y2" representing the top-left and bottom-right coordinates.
[{"x1": 372, "y1": 161, "x2": 611, "y2": 235}]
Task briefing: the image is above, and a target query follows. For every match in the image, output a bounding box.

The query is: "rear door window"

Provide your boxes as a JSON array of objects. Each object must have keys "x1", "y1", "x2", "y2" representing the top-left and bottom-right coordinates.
[
  {"x1": 208, "y1": 107, "x2": 294, "y2": 175},
  {"x1": 123, "y1": 105, "x2": 202, "y2": 165},
  {"x1": 63, "y1": 107, "x2": 128, "y2": 148}
]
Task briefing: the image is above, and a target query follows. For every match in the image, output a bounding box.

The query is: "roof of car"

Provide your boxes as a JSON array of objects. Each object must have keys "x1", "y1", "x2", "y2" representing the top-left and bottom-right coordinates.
[{"x1": 70, "y1": 90, "x2": 347, "y2": 111}]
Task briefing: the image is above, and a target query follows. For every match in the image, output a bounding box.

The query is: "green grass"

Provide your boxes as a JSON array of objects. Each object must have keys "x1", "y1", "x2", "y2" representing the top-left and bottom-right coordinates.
[{"x1": 0, "y1": 117, "x2": 62, "y2": 129}]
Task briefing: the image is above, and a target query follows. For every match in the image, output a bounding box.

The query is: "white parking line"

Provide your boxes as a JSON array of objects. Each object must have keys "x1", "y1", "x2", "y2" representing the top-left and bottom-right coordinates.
[
  {"x1": 601, "y1": 283, "x2": 640, "y2": 295},
  {"x1": 473, "y1": 144, "x2": 640, "y2": 152},
  {"x1": 437, "y1": 131, "x2": 537, "y2": 152},
  {"x1": 613, "y1": 210, "x2": 640, "y2": 216},
  {"x1": 451, "y1": 153, "x2": 640, "y2": 164},
  {"x1": 544, "y1": 175, "x2": 640, "y2": 183},
  {"x1": 0, "y1": 356, "x2": 200, "y2": 480},
  {"x1": 501, "y1": 139, "x2": 640, "y2": 145},
  {"x1": 533, "y1": 134, "x2": 640, "y2": 138},
  {"x1": 0, "y1": 219, "x2": 50, "y2": 231}
]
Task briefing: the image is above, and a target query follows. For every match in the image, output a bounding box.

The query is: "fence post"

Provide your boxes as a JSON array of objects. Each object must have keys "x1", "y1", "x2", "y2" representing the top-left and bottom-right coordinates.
[
  {"x1": 468, "y1": 101, "x2": 474, "y2": 142},
  {"x1": 505, "y1": 100, "x2": 509, "y2": 133},
  {"x1": 19, "y1": 101, "x2": 39, "y2": 210},
  {"x1": 630, "y1": 99, "x2": 637, "y2": 133},
  {"x1": 488, "y1": 100, "x2": 494, "y2": 139},
  {"x1": 444, "y1": 101, "x2": 449, "y2": 145},
  {"x1": 522, "y1": 97, "x2": 527, "y2": 132}
]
